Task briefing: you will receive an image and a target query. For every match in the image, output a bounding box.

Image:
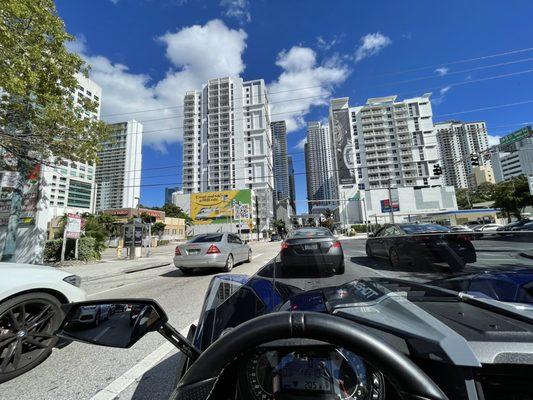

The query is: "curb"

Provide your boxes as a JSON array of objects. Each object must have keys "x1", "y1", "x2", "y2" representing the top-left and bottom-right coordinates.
[
  {"x1": 124, "y1": 262, "x2": 171, "y2": 274},
  {"x1": 520, "y1": 252, "x2": 533, "y2": 260}
]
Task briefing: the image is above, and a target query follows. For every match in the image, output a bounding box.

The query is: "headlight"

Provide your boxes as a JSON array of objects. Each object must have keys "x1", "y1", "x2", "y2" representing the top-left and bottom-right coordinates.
[{"x1": 63, "y1": 275, "x2": 81, "y2": 287}]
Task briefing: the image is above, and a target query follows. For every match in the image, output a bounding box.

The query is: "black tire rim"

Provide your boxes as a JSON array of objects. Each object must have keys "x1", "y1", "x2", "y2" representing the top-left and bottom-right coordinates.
[{"x1": 0, "y1": 300, "x2": 56, "y2": 375}]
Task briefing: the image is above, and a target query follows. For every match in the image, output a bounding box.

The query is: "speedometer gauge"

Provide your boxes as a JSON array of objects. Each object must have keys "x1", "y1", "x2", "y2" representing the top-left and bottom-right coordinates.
[{"x1": 244, "y1": 348, "x2": 385, "y2": 400}]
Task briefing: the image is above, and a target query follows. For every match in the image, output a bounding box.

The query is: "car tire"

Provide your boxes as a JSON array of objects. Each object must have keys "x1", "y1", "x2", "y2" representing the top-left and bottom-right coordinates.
[
  {"x1": 245, "y1": 250, "x2": 252, "y2": 263},
  {"x1": 223, "y1": 255, "x2": 234, "y2": 272},
  {"x1": 0, "y1": 292, "x2": 63, "y2": 383},
  {"x1": 336, "y1": 261, "x2": 345, "y2": 275},
  {"x1": 389, "y1": 247, "x2": 401, "y2": 268},
  {"x1": 365, "y1": 242, "x2": 373, "y2": 258},
  {"x1": 179, "y1": 268, "x2": 193, "y2": 275}
]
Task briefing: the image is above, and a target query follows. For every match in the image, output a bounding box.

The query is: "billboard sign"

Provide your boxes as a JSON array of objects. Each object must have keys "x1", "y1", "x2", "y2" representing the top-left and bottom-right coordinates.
[
  {"x1": 0, "y1": 163, "x2": 41, "y2": 226},
  {"x1": 331, "y1": 108, "x2": 356, "y2": 185},
  {"x1": 65, "y1": 213, "x2": 82, "y2": 239},
  {"x1": 190, "y1": 190, "x2": 252, "y2": 225},
  {"x1": 380, "y1": 199, "x2": 400, "y2": 213}
]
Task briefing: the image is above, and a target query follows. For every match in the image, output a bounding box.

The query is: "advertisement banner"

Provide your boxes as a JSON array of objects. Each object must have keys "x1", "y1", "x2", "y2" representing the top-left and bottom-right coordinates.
[
  {"x1": 65, "y1": 213, "x2": 82, "y2": 239},
  {"x1": 380, "y1": 199, "x2": 400, "y2": 213},
  {"x1": 0, "y1": 163, "x2": 41, "y2": 226},
  {"x1": 124, "y1": 225, "x2": 133, "y2": 247},
  {"x1": 190, "y1": 189, "x2": 252, "y2": 225},
  {"x1": 331, "y1": 108, "x2": 356, "y2": 185}
]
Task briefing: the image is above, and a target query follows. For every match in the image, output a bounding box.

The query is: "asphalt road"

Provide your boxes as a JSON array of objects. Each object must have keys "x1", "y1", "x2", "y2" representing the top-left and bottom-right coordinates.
[{"x1": 2, "y1": 236, "x2": 532, "y2": 400}]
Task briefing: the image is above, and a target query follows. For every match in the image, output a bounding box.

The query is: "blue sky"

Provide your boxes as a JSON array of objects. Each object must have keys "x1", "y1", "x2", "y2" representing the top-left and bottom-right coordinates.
[{"x1": 56, "y1": 0, "x2": 533, "y2": 213}]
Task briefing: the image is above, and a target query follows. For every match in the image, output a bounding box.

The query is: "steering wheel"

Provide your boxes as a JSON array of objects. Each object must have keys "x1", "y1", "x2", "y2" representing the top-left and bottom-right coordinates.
[{"x1": 172, "y1": 311, "x2": 448, "y2": 400}]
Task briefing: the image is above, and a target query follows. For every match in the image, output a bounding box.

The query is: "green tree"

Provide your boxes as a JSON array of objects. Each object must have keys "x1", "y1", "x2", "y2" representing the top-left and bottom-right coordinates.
[
  {"x1": 94, "y1": 213, "x2": 120, "y2": 238},
  {"x1": 307, "y1": 217, "x2": 316, "y2": 227},
  {"x1": 0, "y1": 0, "x2": 109, "y2": 261},
  {"x1": 455, "y1": 188, "x2": 472, "y2": 209},
  {"x1": 272, "y1": 219, "x2": 286, "y2": 235},
  {"x1": 471, "y1": 182, "x2": 495, "y2": 202},
  {"x1": 152, "y1": 222, "x2": 166, "y2": 238},
  {"x1": 492, "y1": 175, "x2": 533, "y2": 221}
]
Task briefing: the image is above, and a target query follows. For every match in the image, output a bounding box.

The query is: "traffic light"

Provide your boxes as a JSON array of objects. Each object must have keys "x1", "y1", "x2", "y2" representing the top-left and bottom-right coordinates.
[
  {"x1": 470, "y1": 153, "x2": 480, "y2": 166},
  {"x1": 433, "y1": 164, "x2": 443, "y2": 176}
]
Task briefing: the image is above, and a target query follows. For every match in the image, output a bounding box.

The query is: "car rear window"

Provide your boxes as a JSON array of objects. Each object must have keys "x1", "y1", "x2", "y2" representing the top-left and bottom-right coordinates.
[
  {"x1": 288, "y1": 229, "x2": 333, "y2": 238},
  {"x1": 190, "y1": 234, "x2": 223, "y2": 243},
  {"x1": 401, "y1": 224, "x2": 450, "y2": 234}
]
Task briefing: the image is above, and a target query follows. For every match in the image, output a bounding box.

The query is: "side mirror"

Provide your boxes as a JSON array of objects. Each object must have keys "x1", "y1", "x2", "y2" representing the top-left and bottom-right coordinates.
[{"x1": 56, "y1": 300, "x2": 166, "y2": 348}]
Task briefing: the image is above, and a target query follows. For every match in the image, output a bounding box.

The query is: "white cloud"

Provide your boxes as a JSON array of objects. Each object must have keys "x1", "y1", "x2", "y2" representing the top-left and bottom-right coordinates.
[
  {"x1": 220, "y1": 0, "x2": 251, "y2": 24},
  {"x1": 435, "y1": 67, "x2": 449, "y2": 76},
  {"x1": 439, "y1": 85, "x2": 451, "y2": 95},
  {"x1": 488, "y1": 135, "x2": 500, "y2": 146},
  {"x1": 316, "y1": 35, "x2": 340, "y2": 51},
  {"x1": 355, "y1": 33, "x2": 391, "y2": 62},
  {"x1": 71, "y1": 20, "x2": 247, "y2": 152},
  {"x1": 268, "y1": 46, "x2": 350, "y2": 132},
  {"x1": 295, "y1": 137, "x2": 307, "y2": 150}
]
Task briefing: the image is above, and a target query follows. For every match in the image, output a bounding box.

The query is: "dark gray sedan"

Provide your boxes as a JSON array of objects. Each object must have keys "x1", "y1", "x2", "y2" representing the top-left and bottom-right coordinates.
[
  {"x1": 280, "y1": 227, "x2": 344, "y2": 275},
  {"x1": 174, "y1": 233, "x2": 251, "y2": 274}
]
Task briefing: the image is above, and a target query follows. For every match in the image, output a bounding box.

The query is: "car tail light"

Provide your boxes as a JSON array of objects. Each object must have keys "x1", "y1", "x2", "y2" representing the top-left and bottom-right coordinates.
[
  {"x1": 330, "y1": 241, "x2": 342, "y2": 249},
  {"x1": 175, "y1": 246, "x2": 181, "y2": 255},
  {"x1": 281, "y1": 241, "x2": 289, "y2": 250},
  {"x1": 207, "y1": 244, "x2": 221, "y2": 254}
]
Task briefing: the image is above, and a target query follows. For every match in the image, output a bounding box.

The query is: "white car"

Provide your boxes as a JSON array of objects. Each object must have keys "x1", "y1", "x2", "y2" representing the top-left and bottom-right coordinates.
[
  {"x1": 478, "y1": 223, "x2": 504, "y2": 232},
  {"x1": 0, "y1": 262, "x2": 86, "y2": 383}
]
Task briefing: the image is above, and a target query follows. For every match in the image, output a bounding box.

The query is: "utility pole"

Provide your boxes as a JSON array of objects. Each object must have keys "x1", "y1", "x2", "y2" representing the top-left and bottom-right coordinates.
[
  {"x1": 255, "y1": 195, "x2": 260, "y2": 241},
  {"x1": 387, "y1": 179, "x2": 395, "y2": 224}
]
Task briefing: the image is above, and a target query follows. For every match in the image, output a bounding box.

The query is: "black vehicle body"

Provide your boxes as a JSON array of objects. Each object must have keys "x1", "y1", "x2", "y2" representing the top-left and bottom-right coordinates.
[
  {"x1": 497, "y1": 219, "x2": 532, "y2": 234},
  {"x1": 280, "y1": 227, "x2": 345, "y2": 276},
  {"x1": 171, "y1": 261, "x2": 533, "y2": 400},
  {"x1": 366, "y1": 224, "x2": 476, "y2": 270}
]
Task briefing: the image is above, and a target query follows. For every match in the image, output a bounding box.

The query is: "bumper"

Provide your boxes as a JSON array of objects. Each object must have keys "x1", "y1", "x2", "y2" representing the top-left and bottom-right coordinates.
[
  {"x1": 280, "y1": 253, "x2": 343, "y2": 270},
  {"x1": 173, "y1": 254, "x2": 227, "y2": 269}
]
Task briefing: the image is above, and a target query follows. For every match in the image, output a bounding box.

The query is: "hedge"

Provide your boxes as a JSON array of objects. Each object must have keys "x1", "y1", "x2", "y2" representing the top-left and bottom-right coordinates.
[{"x1": 44, "y1": 237, "x2": 101, "y2": 262}]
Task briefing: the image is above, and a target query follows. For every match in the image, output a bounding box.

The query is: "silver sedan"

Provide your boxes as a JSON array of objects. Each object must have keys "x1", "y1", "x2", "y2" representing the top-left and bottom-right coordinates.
[{"x1": 173, "y1": 232, "x2": 252, "y2": 274}]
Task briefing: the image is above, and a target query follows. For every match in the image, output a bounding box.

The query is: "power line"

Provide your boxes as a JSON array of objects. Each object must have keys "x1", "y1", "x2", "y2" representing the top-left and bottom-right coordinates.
[{"x1": 376, "y1": 46, "x2": 533, "y2": 77}]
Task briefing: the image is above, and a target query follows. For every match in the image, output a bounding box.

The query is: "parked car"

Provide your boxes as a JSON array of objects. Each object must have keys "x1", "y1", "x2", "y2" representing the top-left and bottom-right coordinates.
[
  {"x1": 365, "y1": 223, "x2": 476, "y2": 270},
  {"x1": 70, "y1": 304, "x2": 112, "y2": 326},
  {"x1": 174, "y1": 233, "x2": 251, "y2": 274},
  {"x1": 279, "y1": 227, "x2": 345, "y2": 276},
  {"x1": 270, "y1": 233, "x2": 281, "y2": 241},
  {"x1": 497, "y1": 219, "x2": 531, "y2": 234},
  {"x1": 476, "y1": 223, "x2": 504, "y2": 232},
  {"x1": 0, "y1": 262, "x2": 86, "y2": 383}
]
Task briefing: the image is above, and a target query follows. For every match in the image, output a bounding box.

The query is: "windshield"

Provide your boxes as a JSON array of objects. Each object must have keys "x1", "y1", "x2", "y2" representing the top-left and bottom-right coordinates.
[
  {"x1": 195, "y1": 229, "x2": 533, "y2": 349},
  {"x1": 190, "y1": 234, "x2": 223, "y2": 243}
]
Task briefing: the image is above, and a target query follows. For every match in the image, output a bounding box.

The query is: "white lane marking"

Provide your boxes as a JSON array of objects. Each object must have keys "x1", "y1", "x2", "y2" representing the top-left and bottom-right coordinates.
[
  {"x1": 251, "y1": 253, "x2": 263, "y2": 260},
  {"x1": 92, "y1": 326, "x2": 111, "y2": 342},
  {"x1": 88, "y1": 277, "x2": 160, "y2": 297},
  {"x1": 90, "y1": 321, "x2": 197, "y2": 400}
]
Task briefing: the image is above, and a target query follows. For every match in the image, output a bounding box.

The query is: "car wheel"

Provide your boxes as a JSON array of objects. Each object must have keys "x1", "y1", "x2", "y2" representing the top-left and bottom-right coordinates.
[
  {"x1": 389, "y1": 247, "x2": 401, "y2": 268},
  {"x1": 223, "y1": 255, "x2": 234, "y2": 272},
  {"x1": 179, "y1": 268, "x2": 193, "y2": 275},
  {"x1": 365, "y1": 242, "x2": 373, "y2": 258},
  {"x1": 336, "y1": 261, "x2": 345, "y2": 275},
  {"x1": 245, "y1": 250, "x2": 252, "y2": 263},
  {"x1": 0, "y1": 292, "x2": 63, "y2": 383}
]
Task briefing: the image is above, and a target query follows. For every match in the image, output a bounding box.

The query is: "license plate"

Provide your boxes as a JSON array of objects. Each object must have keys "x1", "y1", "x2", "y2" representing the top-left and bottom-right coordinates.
[
  {"x1": 188, "y1": 248, "x2": 200, "y2": 254},
  {"x1": 304, "y1": 243, "x2": 318, "y2": 250}
]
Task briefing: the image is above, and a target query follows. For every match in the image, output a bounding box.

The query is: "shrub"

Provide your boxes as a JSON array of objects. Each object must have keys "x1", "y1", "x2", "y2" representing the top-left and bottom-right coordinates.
[
  {"x1": 158, "y1": 239, "x2": 170, "y2": 246},
  {"x1": 44, "y1": 236, "x2": 101, "y2": 262}
]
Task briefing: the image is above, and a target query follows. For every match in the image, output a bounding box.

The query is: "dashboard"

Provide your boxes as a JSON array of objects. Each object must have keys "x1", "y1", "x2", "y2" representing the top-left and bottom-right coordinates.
[{"x1": 237, "y1": 346, "x2": 385, "y2": 400}]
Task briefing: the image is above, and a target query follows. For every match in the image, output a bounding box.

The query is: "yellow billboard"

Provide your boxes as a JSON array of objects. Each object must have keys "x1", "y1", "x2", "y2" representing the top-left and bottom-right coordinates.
[{"x1": 190, "y1": 189, "x2": 252, "y2": 225}]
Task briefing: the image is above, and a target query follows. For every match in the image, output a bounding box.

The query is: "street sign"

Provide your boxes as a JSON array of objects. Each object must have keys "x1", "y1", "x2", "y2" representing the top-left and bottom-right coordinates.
[
  {"x1": 500, "y1": 126, "x2": 532, "y2": 147},
  {"x1": 65, "y1": 213, "x2": 82, "y2": 239},
  {"x1": 529, "y1": 176, "x2": 533, "y2": 195}
]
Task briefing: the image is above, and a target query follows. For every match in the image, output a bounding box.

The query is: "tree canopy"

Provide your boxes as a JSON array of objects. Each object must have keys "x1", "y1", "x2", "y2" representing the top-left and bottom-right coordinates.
[{"x1": 0, "y1": 0, "x2": 109, "y2": 163}]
